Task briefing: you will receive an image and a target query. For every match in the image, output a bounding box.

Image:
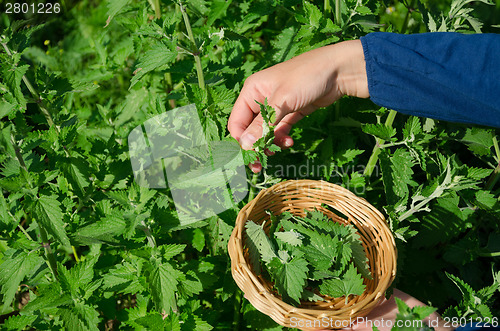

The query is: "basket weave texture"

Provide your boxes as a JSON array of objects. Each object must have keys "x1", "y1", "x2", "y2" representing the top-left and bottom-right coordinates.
[{"x1": 228, "y1": 180, "x2": 397, "y2": 330}]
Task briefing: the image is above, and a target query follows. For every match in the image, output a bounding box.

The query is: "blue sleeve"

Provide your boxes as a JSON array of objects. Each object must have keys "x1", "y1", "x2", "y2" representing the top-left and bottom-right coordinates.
[{"x1": 360, "y1": 32, "x2": 500, "y2": 128}]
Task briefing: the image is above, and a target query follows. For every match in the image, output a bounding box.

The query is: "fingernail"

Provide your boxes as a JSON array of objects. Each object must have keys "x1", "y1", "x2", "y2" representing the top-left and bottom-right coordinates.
[
  {"x1": 284, "y1": 138, "x2": 293, "y2": 147},
  {"x1": 240, "y1": 133, "x2": 256, "y2": 150}
]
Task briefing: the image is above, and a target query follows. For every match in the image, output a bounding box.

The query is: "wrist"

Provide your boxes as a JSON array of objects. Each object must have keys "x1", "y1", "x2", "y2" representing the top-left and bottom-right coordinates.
[{"x1": 330, "y1": 39, "x2": 369, "y2": 98}]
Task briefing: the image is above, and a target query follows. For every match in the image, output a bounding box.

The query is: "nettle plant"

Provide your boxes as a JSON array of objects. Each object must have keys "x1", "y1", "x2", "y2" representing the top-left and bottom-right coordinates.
[
  {"x1": 0, "y1": 0, "x2": 499, "y2": 330},
  {"x1": 245, "y1": 209, "x2": 371, "y2": 306}
]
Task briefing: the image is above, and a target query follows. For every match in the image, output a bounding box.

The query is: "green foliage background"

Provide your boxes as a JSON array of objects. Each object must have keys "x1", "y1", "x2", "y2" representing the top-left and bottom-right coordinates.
[{"x1": 0, "y1": 0, "x2": 499, "y2": 329}]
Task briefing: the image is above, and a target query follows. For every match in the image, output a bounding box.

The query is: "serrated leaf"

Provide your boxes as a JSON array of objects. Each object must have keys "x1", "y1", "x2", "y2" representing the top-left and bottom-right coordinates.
[
  {"x1": 459, "y1": 128, "x2": 494, "y2": 156},
  {"x1": 159, "y1": 244, "x2": 187, "y2": 260},
  {"x1": 182, "y1": 314, "x2": 214, "y2": 331},
  {"x1": 274, "y1": 230, "x2": 303, "y2": 246},
  {"x1": 380, "y1": 148, "x2": 416, "y2": 204},
  {"x1": 362, "y1": 123, "x2": 396, "y2": 140},
  {"x1": 102, "y1": 260, "x2": 145, "y2": 294},
  {"x1": 447, "y1": 273, "x2": 476, "y2": 306},
  {"x1": 61, "y1": 157, "x2": 90, "y2": 197},
  {"x1": 2, "y1": 64, "x2": 29, "y2": 109},
  {"x1": 267, "y1": 256, "x2": 309, "y2": 305},
  {"x1": 2, "y1": 314, "x2": 38, "y2": 331},
  {"x1": 59, "y1": 302, "x2": 100, "y2": 331},
  {"x1": 130, "y1": 42, "x2": 178, "y2": 89},
  {"x1": 0, "y1": 250, "x2": 44, "y2": 309},
  {"x1": 402, "y1": 117, "x2": 422, "y2": 140},
  {"x1": 0, "y1": 100, "x2": 16, "y2": 120},
  {"x1": 74, "y1": 215, "x2": 127, "y2": 244},
  {"x1": 149, "y1": 262, "x2": 183, "y2": 314},
  {"x1": 23, "y1": 283, "x2": 72, "y2": 313},
  {"x1": 302, "y1": 290, "x2": 325, "y2": 302},
  {"x1": 299, "y1": 232, "x2": 339, "y2": 270},
  {"x1": 192, "y1": 228, "x2": 205, "y2": 252},
  {"x1": 411, "y1": 305, "x2": 437, "y2": 319},
  {"x1": 475, "y1": 191, "x2": 497, "y2": 209},
  {"x1": 134, "y1": 312, "x2": 166, "y2": 330},
  {"x1": 33, "y1": 195, "x2": 71, "y2": 248},
  {"x1": 105, "y1": 0, "x2": 132, "y2": 27},
  {"x1": 245, "y1": 221, "x2": 277, "y2": 273},
  {"x1": 467, "y1": 167, "x2": 493, "y2": 180},
  {"x1": 319, "y1": 263, "x2": 365, "y2": 302},
  {"x1": 349, "y1": 239, "x2": 371, "y2": 280}
]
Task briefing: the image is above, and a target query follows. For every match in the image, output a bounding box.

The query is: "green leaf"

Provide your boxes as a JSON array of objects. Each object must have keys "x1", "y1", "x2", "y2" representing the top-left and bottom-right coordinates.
[
  {"x1": 74, "y1": 214, "x2": 127, "y2": 244},
  {"x1": 0, "y1": 250, "x2": 44, "y2": 310},
  {"x1": 102, "y1": 260, "x2": 145, "y2": 294},
  {"x1": 33, "y1": 195, "x2": 71, "y2": 248},
  {"x1": 192, "y1": 228, "x2": 205, "y2": 252},
  {"x1": 0, "y1": 100, "x2": 16, "y2": 120},
  {"x1": 207, "y1": 0, "x2": 232, "y2": 26},
  {"x1": 411, "y1": 305, "x2": 437, "y2": 319},
  {"x1": 2, "y1": 64, "x2": 29, "y2": 109},
  {"x1": 130, "y1": 41, "x2": 178, "y2": 89},
  {"x1": 60, "y1": 157, "x2": 90, "y2": 198},
  {"x1": 2, "y1": 315, "x2": 38, "y2": 331},
  {"x1": 105, "y1": 0, "x2": 132, "y2": 27},
  {"x1": 245, "y1": 221, "x2": 277, "y2": 272},
  {"x1": 274, "y1": 230, "x2": 303, "y2": 246},
  {"x1": 149, "y1": 262, "x2": 184, "y2": 314},
  {"x1": 402, "y1": 117, "x2": 422, "y2": 140},
  {"x1": 267, "y1": 256, "x2": 309, "y2": 305},
  {"x1": 299, "y1": 231, "x2": 340, "y2": 270},
  {"x1": 459, "y1": 128, "x2": 494, "y2": 156},
  {"x1": 23, "y1": 283, "x2": 72, "y2": 313},
  {"x1": 349, "y1": 239, "x2": 371, "y2": 280},
  {"x1": 114, "y1": 87, "x2": 149, "y2": 126},
  {"x1": 59, "y1": 302, "x2": 100, "y2": 331},
  {"x1": 475, "y1": 190, "x2": 497, "y2": 209},
  {"x1": 319, "y1": 263, "x2": 365, "y2": 302},
  {"x1": 362, "y1": 123, "x2": 396, "y2": 141},
  {"x1": 380, "y1": 148, "x2": 416, "y2": 204},
  {"x1": 159, "y1": 244, "x2": 187, "y2": 260},
  {"x1": 182, "y1": 314, "x2": 214, "y2": 331}
]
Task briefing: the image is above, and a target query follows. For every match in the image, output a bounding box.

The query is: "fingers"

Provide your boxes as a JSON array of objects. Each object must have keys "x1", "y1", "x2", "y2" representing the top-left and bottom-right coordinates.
[{"x1": 228, "y1": 76, "x2": 265, "y2": 141}]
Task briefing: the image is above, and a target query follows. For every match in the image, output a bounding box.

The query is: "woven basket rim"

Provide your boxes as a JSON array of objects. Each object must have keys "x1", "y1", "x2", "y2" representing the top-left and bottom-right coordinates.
[{"x1": 228, "y1": 179, "x2": 397, "y2": 330}]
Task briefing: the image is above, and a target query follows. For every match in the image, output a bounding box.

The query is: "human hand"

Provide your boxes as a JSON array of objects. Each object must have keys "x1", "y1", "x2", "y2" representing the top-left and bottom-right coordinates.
[
  {"x1": 228, "y1": 39, "x2": 369, "y2": 172},
  {"x1": 334, "y1": 289, "x2": 452, "y2": 331}
]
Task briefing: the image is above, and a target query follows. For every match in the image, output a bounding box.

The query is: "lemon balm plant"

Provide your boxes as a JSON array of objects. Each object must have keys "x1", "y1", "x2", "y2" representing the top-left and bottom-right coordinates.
[{"x1": 0, "y1": 0, "x2": 499, "y2": 330}]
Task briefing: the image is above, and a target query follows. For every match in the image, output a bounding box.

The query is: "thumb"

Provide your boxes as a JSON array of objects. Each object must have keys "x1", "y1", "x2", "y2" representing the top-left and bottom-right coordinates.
[{"x1": 239, "y1": 114, "x2": 264, "y2": 150}]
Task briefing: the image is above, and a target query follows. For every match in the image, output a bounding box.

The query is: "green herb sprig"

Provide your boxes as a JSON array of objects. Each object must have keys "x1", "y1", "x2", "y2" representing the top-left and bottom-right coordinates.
[{"x1": 245, "y1": 208, "x2": 371, "y2": 305}]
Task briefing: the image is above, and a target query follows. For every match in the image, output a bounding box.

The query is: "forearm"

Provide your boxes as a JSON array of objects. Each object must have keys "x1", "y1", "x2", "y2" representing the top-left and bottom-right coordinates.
[{"x1": 361, "y1": 32, "x2": 500, "y2": 128}]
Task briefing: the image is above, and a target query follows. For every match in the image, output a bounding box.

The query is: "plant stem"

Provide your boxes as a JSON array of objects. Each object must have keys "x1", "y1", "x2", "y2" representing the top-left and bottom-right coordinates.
[
  {"x1": 232, "y1": 289, "x2": 242, "y2": 331},
  {"x1": 478, "y1": 250, "x2": 500, "y2": 257},
  {"x1": 248, "y1": 173, "x2": 259, "y2": 201},
  {"x1": 324, "y1": 0, "x2": 332, "y2": 14},
  {"x1": 72, "y1": 246, "x2": 80, "y2": 263},
  {"x1": 363, "y1": 110, "x2": 397, "y2": 177},
  {"x1": 335, "y1": 0, "x2": 341, "y2": 26},
  {"x1": 39, "y1": 226, "x2": 58, "y2": 280},
  {"x1": 141, "y1": 219, "x2": 157, "y2": 248},
  {"x1": 485, "y1": 136, "x2": 500, "y2": 191},
  {"x1": 179, "y1": 2, "x2": 205, "y2": 90},
  {"x1": 10, "y1": 132, "x2": 33, "y2": 188},
  {"x1": 400, "y1": 0, "x2": 415, "y2": 34},
  {"x1": 18, "y1": 223, "x2": 33, "y2": 241},
  {"x1": 153, "y1": 0, "x2": 161, "y2": 19}
]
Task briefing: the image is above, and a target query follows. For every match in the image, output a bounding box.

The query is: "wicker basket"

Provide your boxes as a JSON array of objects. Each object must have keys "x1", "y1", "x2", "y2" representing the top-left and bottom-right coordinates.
[{"x1": 228, "y1": 180, "x2": 397, "y2": 330}]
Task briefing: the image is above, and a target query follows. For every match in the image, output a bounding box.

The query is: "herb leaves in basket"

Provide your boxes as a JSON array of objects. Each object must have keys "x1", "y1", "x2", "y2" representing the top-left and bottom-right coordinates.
[{"x1": 245, "y1": 209, "x2": 371, "y2": 306}]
